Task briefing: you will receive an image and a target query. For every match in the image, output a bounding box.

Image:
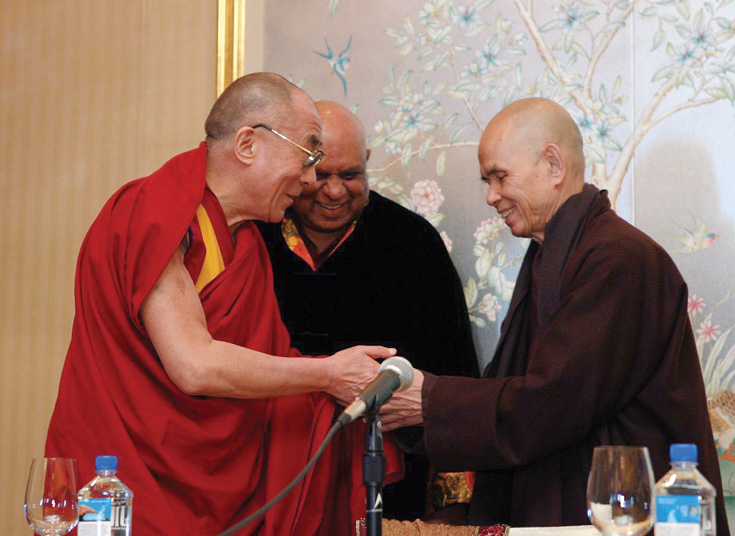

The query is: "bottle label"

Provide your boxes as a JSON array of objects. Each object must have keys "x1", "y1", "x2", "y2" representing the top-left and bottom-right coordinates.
[
  {"x1": 78, "y1": 498, "x2": 112, "y2": 536},
  {"x1": 655, "y1": 495, "x2": 700, "y2": 536}
]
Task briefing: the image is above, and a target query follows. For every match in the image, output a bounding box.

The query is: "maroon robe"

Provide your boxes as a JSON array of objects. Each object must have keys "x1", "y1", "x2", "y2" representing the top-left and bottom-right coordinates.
[
  {"x1": 46, "y1": 143, "x2": 401, "y2": 535},
  {"x1": 421, "y1": 185, "x2": 728, "y2": 534}
]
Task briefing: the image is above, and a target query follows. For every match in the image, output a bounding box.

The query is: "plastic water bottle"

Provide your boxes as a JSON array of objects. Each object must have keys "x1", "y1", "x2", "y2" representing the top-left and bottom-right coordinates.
[
  {"x1": 77, "y1": 455, "x2": 133, "y2": 536},
  {"x1": 654, "y1": 443, "x2": 716, "y2": 536}
]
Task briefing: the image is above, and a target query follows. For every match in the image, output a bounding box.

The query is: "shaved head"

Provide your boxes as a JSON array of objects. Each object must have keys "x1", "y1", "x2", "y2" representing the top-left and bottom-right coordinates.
[
  {"x1": 484, "y1": 98, "x2": 585, "y2": 176},
  {"x1": 315, "y1": 101, "x2": 367, "y2": 160},
  {"x1": 478, "y1": 98, "x2": 586, "y2": 242},
  {"x1": 205, "y1": 72, "x2": 305, "y2": 141}
]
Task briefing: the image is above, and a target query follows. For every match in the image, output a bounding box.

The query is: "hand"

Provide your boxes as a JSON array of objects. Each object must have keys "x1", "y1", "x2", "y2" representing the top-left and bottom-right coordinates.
[
  {"x1": 323, "y1": 345, "x2": 396, "y2": 406},
  {"x1": 379, "y1": 368, "x2": 424, "y2": 431}
]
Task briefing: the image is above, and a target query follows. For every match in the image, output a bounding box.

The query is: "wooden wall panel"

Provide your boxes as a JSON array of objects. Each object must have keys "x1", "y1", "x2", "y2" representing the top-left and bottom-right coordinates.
[{"x1": 0, "y1": 2, "x2": 216, "y2": 533}]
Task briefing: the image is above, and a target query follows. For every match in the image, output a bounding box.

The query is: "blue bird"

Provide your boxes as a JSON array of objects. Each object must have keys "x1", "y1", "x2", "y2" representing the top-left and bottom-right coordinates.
[{"x1": 314, "y1": 36, "x2": 352, "y2": 96}]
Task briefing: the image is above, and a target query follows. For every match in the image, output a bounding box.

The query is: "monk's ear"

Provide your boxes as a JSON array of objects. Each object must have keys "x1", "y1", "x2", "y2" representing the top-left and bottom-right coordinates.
[
  {"x1": 233, "y1": 126, "x2": 256, "y2": 165},
  {"x1": 543, "y1": 143, "x2": 565, "y2": 185},
  {"x1": 365, "y1": 148, "x2": 371, "y2": 163}
]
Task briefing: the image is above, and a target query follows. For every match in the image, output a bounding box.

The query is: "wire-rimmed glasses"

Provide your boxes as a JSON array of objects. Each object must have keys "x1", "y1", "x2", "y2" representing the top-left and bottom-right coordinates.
[{"x1": 252, "y1": 124, "x2": 324, "y2": 168}]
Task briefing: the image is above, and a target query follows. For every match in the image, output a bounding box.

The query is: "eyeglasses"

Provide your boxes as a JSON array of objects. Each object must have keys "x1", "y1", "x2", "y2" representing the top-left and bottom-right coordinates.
[{"x1": 252, "y1": 124, "x2": 325, "y2": 169}]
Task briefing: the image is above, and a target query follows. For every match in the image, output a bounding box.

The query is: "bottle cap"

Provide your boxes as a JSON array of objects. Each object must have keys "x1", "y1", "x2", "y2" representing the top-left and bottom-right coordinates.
[
  {"x1": 95, "y1": 455, "x2": 119, "y2": 471},
  {"x1": 670, "y1": 443, "x2": 698, "y2": 463}
]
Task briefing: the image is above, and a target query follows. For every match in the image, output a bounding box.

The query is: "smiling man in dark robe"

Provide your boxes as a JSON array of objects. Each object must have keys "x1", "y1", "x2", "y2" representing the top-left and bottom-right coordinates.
[{"x1": 383, "y1": 97, "x2": 729, "y2": 535}]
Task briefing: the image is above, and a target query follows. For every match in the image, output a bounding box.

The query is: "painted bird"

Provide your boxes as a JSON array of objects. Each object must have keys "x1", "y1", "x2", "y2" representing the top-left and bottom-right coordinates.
[
  {"x1": 669, "y1": 212, "x2": 719, "y2": 253},
  {"x1": 314, "y1": 35, "x2": 352, "y2": 96}
]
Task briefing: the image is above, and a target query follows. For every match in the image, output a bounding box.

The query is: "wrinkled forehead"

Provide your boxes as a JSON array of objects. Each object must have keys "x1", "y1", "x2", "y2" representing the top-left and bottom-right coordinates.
[{"x1": 287, "y1": 91, "x2": 323, "y2": 149}]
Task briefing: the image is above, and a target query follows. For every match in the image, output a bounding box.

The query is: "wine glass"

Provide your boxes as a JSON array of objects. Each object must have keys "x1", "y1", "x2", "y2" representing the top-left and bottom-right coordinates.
[
  {"x1": 24, "y1": 458, "x2": 79, "y2": 536},
  {"x1": 587, "y1": 446, "x2": 655, "y2": 536}
]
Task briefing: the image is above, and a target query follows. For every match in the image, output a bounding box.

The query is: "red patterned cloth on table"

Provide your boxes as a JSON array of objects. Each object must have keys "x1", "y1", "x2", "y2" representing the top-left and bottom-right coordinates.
[{"x1": 356, "y1": 519, "x2": 509, "y2": 535}]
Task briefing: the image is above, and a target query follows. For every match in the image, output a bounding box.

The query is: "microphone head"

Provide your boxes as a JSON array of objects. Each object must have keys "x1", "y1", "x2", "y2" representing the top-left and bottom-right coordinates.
[{"x1": 378, "y1": 356, "x2": 414, "y2": 392}]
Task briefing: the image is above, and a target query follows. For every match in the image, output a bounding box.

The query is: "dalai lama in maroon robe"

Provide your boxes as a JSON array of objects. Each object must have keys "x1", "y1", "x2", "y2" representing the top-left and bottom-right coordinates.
[{"x1": 46, "y1": 73, "x2": 402, "y2": 536}]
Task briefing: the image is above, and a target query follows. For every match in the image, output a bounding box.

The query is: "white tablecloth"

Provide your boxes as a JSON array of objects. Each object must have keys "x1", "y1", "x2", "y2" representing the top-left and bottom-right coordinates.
[{"x1": 508, "y1": 526, "x2": 601, "y2": 536}]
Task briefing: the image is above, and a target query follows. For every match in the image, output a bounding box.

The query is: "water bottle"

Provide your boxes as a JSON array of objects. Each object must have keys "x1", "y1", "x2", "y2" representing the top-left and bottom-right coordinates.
[
  {"x1": 77, "y1": 455, "x2": 133, "y2": 536},
  {"x1": 654, "y1": 443, "x2": 716, "y2": 536}
]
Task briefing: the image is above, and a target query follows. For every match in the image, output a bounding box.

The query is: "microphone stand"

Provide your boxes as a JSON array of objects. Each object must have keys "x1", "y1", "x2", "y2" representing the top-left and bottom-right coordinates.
[{"x1": 363, "y1": 409, "x2": 384, "y2": 536}]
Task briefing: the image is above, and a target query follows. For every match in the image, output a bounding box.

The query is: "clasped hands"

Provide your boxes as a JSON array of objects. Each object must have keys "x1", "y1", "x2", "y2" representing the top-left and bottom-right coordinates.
[{"x1": 323, "y1": 345, "x2": 424, "y2": 431}]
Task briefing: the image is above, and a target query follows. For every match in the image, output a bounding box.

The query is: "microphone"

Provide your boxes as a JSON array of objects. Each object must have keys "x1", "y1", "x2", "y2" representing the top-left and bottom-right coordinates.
[{"x1": 338, "y1": 356, "x2": 414, "y2": 425}]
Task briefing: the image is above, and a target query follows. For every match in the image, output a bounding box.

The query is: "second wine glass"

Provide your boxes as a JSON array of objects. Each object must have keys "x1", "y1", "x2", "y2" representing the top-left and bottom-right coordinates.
[{"x1": 587, "y1": 446, "x2": 655, "y2": 536}]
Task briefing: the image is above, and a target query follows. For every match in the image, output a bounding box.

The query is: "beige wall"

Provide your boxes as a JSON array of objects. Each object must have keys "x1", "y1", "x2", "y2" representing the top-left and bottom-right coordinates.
[{"x1": 0, "y1": 1, "x2": 216, "y2": 533}]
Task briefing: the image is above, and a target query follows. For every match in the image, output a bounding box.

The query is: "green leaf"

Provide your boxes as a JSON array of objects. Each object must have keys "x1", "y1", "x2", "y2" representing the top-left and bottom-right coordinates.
[
  {"x1": 506, "y1": 46, "x2": 526, "y2": 56},
  {"x1": 675, "y1": 24, "x2": 691, "y2": 39},
  {"x1": 475, "y1": 247, "x2": 492, "y2": 277},
  {"x1": 693, "y1": 8, "x2": 704, "y2": 29},
  {"x1": 603, "y1": 138, "x2": 623, "y2": 151},
  {"x1": 470, "y1": 315, "x2": 486, "y2": 328},
  {"x1": 721, "y1": 77, "x2": 735, "y2": 101},
  {"x1": 464, "y1": 277, "x2": 479, "y2": 309},
  {"x1": 652, "y1": 29, "x2": 665, "y2": 50},
  {"x1": 417, "y1": 48, "x2": 433, "y2": 61},
  {"x1": 432, "y1": 27, "x2": 452, "y2": 45},
  {"x1": 419, "y1": 136, "x2": 434, "y2": 160},
  {"x1": 675, "y1": 0, "x2": 691, "y2": 20},
  {"x1": 436, "y1": 151, "x2": 447, "y2": 177},
  {"x1": 725, "y1": 44, "x2": 735, "y2": 65},
  {"x1": 640, "y1": 6, "x2": 657, "y2": 17},
  {"x1": 396, "y1": 193, "x2": 413, "y2": 211},
  {"x1": 613, "y1": 75, "x2": 623, "y2": 94},
  {"x1": 450, "y1": 124, "x2": 469, "y2": 143},
  {"x1": 716, "y1": 17, "x2": 733, "y2": 30},
  {"x1": 578, "y1": 11, "x2": 600, "y2": 24},
  {"x1": 401, "y1": 149, "x2": 412, "y2": 169},
  {"x1": 538, "y1": 19, "x2": 561, "y2": 33},
  {"x1": 585, "y1": 145, "x2": 606, "y2": 164},
  {"x1": 444, "y1": 113, "x2": 459, "y2": 128},
  {"x1": 427, "y1": 212, "x2": 445, "y2": 227},
  {"x1": 398, "y1": 69, "x2": 412, "y2": 88},
  {"x1": 513, "y1": 63, "x2": 522, "y2": 86},
  {"x1": 564, "y1": 31, "x2": 574, "y2": 54}
]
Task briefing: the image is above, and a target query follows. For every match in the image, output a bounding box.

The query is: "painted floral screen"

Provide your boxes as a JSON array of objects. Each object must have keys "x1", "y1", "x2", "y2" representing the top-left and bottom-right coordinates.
[{"x1": 261, "y1": 0, "x2": 735, "y2": 495}]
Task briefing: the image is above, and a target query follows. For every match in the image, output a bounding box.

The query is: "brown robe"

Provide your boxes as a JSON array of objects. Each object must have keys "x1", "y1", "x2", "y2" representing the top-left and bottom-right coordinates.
[{"x1": 421, "y1": 184, "x2": 729, "y2": 535}]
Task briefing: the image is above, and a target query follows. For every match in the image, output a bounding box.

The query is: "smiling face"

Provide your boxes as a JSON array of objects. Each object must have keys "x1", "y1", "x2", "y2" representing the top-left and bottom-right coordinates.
[
  {"x1": 290, "y1": 102, "x2": 369, "y2": 244},
  {"x1": 478, "y1": 98, "x2": 584, "y2": 243},
  {"x1": 252, "y1": 91, "x2": 323, "y2": 223},
  {"x1": 479, "y1": 118, "x2": 560, "y2": 242}
]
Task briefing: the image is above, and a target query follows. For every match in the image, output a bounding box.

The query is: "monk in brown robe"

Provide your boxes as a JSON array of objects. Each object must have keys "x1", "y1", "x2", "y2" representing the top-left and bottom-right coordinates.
[{"x1": 382, "y1": 98, "x2": 729, "y2": 535}]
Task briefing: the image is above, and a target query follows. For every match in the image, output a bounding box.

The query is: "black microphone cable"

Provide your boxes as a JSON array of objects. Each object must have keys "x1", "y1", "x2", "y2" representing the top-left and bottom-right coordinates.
[
  {"x1": 215, "y1": 412, "x2": 353, "y2": 536},
  {"x1": 215, "y1": 356, "x2": 412, "y2": 536}
]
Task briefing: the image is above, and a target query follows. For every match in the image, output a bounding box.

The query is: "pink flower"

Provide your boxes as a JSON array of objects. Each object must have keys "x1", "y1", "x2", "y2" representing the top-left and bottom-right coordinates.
[
  {"x1": 410, "y1": 179, "x2": 445, "y2": 216},
  {"x1": 477, "y1": 293, "x2": 502, "y2": 322},
  {"x1": 474, "y1": 217, "x2": 505, "y2": 244},
  {"x1": 697, "y1": 321, "x2": 721, "y2": 342},
  {"x1": 440, "y1": 231, "x2": 453, "y2": 253},
  {"x1": 687, "y1": 295, "x2": 706, "y2": 314}
]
